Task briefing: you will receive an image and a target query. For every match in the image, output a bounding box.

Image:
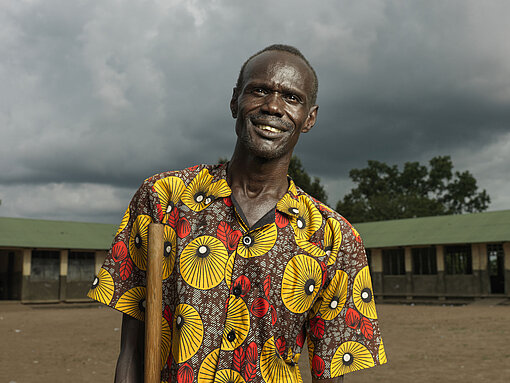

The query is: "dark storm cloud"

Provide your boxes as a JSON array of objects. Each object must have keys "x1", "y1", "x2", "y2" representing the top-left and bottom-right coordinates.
[
  {"x1": 1, "y1": 0, "x2": 509, "y2": 222},
  {"x1": 300, "y1": 1, "x2": 510, "y2": 177}
]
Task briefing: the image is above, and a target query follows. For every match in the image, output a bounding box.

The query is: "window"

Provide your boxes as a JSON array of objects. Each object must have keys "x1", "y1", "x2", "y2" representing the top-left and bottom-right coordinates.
[
  {"x1": 68, "y1": 252, "x2": 95, "y2": 282},
  {"x1": 487, "y1": 244, "x2": 504, "y2": 277},
  {"x1": 444, "y1": 245, "x2": 472, "y2": 274},
  {"x1": 412, "y1": 247, "x2": 437, "y2": 275},
  {"x1": 382, "y1": 248, "x2": 405, "y2": 275},
  {"x1": 31, "y1": 251, "x2": 59, "y2": 281}
]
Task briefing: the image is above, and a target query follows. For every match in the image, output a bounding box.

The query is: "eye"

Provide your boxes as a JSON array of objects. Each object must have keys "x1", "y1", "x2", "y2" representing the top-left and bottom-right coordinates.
[
  {"x1": 252, "y1": 88, "x2": 267, "y2": 95},
  {"x1": 285, "y1": 94, "x2": 301, "y2": 103}
]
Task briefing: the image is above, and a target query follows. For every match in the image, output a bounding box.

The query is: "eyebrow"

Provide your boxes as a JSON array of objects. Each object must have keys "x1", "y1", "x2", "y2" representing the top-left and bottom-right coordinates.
[{"x1": 244, "y1": 81, "x2": 308, "y2": 100}]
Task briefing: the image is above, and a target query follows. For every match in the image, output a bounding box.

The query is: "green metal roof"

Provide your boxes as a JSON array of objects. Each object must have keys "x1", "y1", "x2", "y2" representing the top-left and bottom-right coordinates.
[
  {"x1": 354, "y1": 209, "x2": 510, "y2": 248},
  {"x1": 0, "y1": 217, "x2": 117, "y2": 250},
  {"x1": 1, "y1": 210, "x2": 509, "y2": 250}
]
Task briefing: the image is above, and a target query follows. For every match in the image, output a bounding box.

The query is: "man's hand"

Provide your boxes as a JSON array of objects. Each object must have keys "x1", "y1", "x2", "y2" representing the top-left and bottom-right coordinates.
[{"x1": 115, "y1": 313, "x2": 145, "y2": 383}]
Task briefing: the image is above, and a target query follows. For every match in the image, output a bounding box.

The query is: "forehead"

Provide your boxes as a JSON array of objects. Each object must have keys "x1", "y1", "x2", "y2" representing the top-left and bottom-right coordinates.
[{"x1": 242, "y1": 51, "x2": 314, "y2": 98}]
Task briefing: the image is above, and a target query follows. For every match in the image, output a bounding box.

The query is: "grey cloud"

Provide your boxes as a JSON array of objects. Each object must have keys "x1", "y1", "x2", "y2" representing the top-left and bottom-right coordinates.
[{"x1": 1, "y1": 0, "x2": 509, "y2": 222}]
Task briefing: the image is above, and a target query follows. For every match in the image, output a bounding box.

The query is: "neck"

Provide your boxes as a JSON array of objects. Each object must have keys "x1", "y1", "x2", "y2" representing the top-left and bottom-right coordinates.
[{"x1": 227, "y1": 141, "x2": 291, "y2": 199}]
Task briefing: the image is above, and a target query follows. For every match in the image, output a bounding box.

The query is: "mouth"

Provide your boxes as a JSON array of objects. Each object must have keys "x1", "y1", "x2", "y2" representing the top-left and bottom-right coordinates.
[{"x1": 256, "y1": 124, "x2": 284, "y2": 134}]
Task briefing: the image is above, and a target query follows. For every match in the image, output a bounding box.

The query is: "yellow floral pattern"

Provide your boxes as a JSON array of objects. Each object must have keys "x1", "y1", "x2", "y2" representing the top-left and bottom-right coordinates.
[
  {"x1": 281, "y1": 254, "x2": 322, "y2": 313},
  {"x1": 236, "y1": 223, "x2": 277, "y2": 259},
  {"x1": 153, "y1": 176, "x2": 185, "y2": 222},
  {"x1": 221, "y1": 295, "x2": 250, "y2": 351},
  {"x1": 319, "y1": 270, "x2": 348, "y2": 320},
  {"x1": 353, "y1": 266, "x2": 377, "y2": 319},
  {"x1": 87, "y1": 268, "x2": 114, "y2": 305},
  {"x1": 181, "y1": 168, "x2": 230, "y2": 211},
  {"x1": 172, "y1": 303, "x2": 204, "y2": 363},
  {"x1": 128, "y1": 214, "x2": 152, "y2": 271},
  {"x1": 289, "y1": 195, "x2": 322, "y2": 240},
  {"x1": 331, "y1": 341, "x2": 375, "y2": 377},
  {"x1": 116, "y1": 207, "x2": 130, "y2": 237},
  {"x1": 89, "y1": 163, "x2": 384, "y2": 382},
  {"x1": 180, "y1": 236, "x2": 229, "y2": 290}
]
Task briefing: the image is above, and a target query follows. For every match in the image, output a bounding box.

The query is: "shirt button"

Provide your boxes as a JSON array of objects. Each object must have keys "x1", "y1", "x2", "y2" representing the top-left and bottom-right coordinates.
[
  {"x1": 233, "y1": 286, "x2": 242, "y2": 297},
  {"x1": 242, "y1": 235, "x2": 253, "y2": 246},
  {"x1": 227, "y1": 330, "x2": 236, "y2": 342}
]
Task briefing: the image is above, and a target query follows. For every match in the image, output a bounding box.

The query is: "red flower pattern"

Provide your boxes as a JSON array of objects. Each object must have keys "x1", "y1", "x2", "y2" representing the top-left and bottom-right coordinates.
[
  {"x1": 120, "y1": 258, "x2": 133, "y2": 281},
  {"x1": 250, "y1": 297, "x2": 270, "y2": 318},
  {"x1": 310, "y1": 315, "x2": 325, "y2": 339},
  {"x1": 312, "y1": 355, "x2": 325, "y2": 377},
  {"x1": 345, "y1": 308, "x2": 361, "y2": 329},
  {"x1": 177, "y1": 217, "x2": 190, "y2": 238},
  {"x1": 275, "y1": 211, "x2": 289, "y2": 228},
  {"x1": 232, "y1": 275, "x2": 251, "y2": 297},
  {"x1": 112, "y1": 241, "x2": 128, "y2": 262},
  {"x1": 177, "y1": 363, "x2": 193, "y2": 383},
  {"x1": 233, "y1": 347, "x2": 245, "y2": 372}
]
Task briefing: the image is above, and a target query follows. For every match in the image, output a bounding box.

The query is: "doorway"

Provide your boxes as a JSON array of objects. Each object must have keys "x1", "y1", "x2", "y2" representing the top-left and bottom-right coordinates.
[{"x1": 487, "y1": 244, "x2": 505, "y2": 294}]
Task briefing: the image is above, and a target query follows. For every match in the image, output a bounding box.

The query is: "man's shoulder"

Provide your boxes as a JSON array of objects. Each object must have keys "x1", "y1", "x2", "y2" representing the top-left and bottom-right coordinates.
[
  {"x1": 293, "y1": 183, "x2": 362, "y2": 244},
  {"x1": 293, "y1": 182, "x2": 340, "y2": 220},
  {"x1": 140, "y1": 163, "x2": 226, "y2": 187}
]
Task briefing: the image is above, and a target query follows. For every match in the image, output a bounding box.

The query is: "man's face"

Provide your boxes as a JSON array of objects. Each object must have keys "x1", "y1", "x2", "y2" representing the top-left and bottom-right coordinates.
[{"x1": 231, "y1": 51, "x2": 318, "y2": 160}]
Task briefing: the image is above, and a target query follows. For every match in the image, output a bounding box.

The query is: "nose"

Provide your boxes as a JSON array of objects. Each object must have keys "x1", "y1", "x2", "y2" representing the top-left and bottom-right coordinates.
[{"x1": 260, "y1": 93, "x2": 284, "y2": 117}]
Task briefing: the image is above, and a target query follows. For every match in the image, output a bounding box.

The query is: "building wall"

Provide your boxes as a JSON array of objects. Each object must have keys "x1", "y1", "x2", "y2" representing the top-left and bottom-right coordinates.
[
  {"x1": 66, "y1": 251, "x2": 96, "y2": 301},
  {"x1": 3, "y1": 248, "x2": 102, "y2": 302},
  {"x1": 370, "y1": 241, "x2": 509, "y2": 299},
  {"x1": 2, "y1": 238, "x2": 508, "y2": 302},
  {"x1": 22, "y1": 249, "x2": 60, "y2": 302}
]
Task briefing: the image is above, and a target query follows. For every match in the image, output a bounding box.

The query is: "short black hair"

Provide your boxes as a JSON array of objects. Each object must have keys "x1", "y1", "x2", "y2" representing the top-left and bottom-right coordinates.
[{"x1": 235, "y1": 44, "x2": 319, "y2": 105}]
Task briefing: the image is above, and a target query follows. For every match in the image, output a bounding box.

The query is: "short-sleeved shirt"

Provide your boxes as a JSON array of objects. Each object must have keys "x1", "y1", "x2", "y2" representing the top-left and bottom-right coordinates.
[{"x1": 88, "y1": 162, "x2": 386, "y2": 383}]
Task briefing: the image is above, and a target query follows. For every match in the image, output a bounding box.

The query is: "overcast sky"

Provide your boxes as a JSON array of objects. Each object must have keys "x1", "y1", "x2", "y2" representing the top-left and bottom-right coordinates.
[{"x1": 1, "y1": 0, "x2": 509, "y2": 223}]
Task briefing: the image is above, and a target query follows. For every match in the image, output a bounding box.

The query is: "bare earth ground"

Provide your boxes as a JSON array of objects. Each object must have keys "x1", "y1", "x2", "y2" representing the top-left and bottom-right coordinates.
[{"x1": 1, "y1": 301, "x2": 510, "y2": 383}]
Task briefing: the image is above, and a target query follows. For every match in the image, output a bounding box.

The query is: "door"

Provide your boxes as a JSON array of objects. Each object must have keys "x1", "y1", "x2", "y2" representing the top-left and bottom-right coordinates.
[{"x1": 487, "y1": 244, "x2": 505, "y2": 294}]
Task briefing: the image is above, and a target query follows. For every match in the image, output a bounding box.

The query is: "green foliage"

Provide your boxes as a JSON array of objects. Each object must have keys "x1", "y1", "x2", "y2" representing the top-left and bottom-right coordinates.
[
  {"x1": 218, "y1": 156, "x2": 328, "y2": 203},
  {"x1": 288, "y1": 156, "x2": 328, "y2": 203},
  {"x1": 335, "y1": 156, "x2": 490, "y2": 223}
]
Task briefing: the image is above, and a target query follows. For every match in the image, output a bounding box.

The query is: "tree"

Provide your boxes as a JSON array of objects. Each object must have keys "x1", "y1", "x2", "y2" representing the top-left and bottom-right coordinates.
[
  {"x1": 335, "y1": 156, "x2": 490, "y2": 223},
  {"x1": 288, "y1": 156, "x2": 328, "y2": 203},
  {"x1": 218, "y1": 156, "x2": 328, "y2": 203}
]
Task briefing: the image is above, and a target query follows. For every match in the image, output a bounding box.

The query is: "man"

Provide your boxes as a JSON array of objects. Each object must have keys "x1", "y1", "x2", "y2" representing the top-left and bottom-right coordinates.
[{"x1": 88, "y1": 44, "x2": 386, "y2": 383}]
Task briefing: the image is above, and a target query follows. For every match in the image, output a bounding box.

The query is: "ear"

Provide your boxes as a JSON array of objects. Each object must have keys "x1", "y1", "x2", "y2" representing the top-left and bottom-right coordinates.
[
  {"x1": 301, "y1": 105, "x2": 319, "y2": 133},
  {"x1": 230, "y1": 87, "x2": 238, "y2": 119}
]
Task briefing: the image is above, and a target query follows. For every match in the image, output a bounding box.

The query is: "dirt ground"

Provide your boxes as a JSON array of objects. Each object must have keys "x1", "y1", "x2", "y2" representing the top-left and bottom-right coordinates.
[{"x1": 1, "y1": 300, "x2": 510, "y2": 383}]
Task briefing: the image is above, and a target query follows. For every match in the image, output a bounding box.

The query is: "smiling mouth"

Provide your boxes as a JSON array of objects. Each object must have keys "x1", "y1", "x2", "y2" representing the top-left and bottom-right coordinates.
[{"x1": 256, "y1": 124, "x2": 284, "y2": 134}]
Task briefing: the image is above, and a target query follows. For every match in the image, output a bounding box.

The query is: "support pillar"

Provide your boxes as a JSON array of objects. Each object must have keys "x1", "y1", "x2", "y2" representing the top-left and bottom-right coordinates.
[
  {"x1": 371, "y1": 248, "x2": 383, "y2": 300},
  {"x1": 94, "y1": 251, "x2": 107, "y2": 275},
  {"x1": 504, "y1": 242, "x2": 510, "y2": 297},
  {"x1": 405, "y1": 247, "x2": 413, "y2": 299},
  {"x1": 436, "y1": 245, "x2": 445, "y2": 299},
  {"x1": 21, "y1": 249, "x2": 31, "y2": 302},
  {"x1": 471, "y1": 244, "x2": 482, "y2": 296},
  {"x1": 59, "y1": 250, "x2": 68, "y2": 301}
]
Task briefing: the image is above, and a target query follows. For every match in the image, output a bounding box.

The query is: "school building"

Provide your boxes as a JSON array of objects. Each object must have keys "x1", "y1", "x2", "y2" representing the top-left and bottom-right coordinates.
[
  {"x1": 0, "y1": 217, "x2": 115, "y2": 302},
  {"x1": 0, "y1": 210, "x2": 509, "y2": 302}
]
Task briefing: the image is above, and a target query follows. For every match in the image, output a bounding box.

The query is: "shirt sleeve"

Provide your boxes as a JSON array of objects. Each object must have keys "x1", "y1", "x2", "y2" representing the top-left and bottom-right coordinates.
[
  {"x1": 87, "y1": 177, "x2": 160, "y2": 321},
  {"x1": 306, "y1": 218, "x2": 387, "y2": 379}
]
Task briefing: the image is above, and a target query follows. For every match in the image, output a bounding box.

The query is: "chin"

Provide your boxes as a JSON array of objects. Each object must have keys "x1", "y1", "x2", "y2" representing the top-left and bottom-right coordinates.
[
  {"x1": 243, "y1": 141, "x2": 290, "y2": 161},
  {"x1": 237, "y1": 120, "x2": 294, "y2": 160}
]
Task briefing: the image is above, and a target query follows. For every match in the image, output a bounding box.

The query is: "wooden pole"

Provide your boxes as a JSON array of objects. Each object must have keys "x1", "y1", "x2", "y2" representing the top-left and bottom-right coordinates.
[{"x1": 145, "y1": 223, "x2": 164, "y2": 383}]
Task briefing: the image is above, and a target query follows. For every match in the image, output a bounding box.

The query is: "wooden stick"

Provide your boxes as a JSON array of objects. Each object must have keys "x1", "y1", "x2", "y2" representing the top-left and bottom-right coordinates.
[{"x1": 145, "y1": 223, "x2": 164, "y2": 383}]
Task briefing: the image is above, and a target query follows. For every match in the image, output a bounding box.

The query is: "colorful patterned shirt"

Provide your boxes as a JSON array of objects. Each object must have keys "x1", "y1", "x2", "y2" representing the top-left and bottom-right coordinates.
[{"x1": 88, "y1": 162, "x2": 386, "y2": 383}]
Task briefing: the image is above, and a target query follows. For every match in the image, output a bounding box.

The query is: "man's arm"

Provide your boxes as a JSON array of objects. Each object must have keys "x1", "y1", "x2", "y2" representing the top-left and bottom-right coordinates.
[{"x1": 115, "y1": 313, "x2": 145, "y2": 383}]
